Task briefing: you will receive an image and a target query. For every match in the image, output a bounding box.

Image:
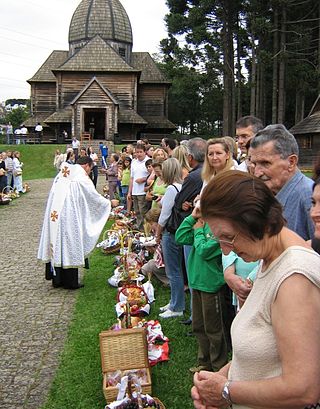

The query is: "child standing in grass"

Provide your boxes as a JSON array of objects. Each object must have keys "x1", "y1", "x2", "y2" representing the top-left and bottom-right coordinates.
[
  {"x1": 105, "y1": 153, "x2": 119, "y2": 200},
  {"x1": 175, "y1": 210, "x2": 229, "y2": 373},
  {"x1": 120, "y1": 156, "x2": 132, "y2": 211}
]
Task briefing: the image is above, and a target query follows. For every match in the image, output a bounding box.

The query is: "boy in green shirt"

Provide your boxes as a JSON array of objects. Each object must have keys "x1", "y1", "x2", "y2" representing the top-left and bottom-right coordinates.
[{"x1": 175, "y1": 214, "x2": 229, "y2": 372}]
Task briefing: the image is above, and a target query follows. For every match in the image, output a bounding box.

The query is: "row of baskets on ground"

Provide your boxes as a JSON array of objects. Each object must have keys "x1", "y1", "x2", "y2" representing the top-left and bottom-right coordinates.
[{"x1": 98, "y1": 209, "x2": 166, "y2": 409}]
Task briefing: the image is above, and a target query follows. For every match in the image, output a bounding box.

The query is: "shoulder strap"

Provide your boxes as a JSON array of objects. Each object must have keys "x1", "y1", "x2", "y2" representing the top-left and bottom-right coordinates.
[{"x1": 170, "y1": 184, "x2": 179, "y2": 192}]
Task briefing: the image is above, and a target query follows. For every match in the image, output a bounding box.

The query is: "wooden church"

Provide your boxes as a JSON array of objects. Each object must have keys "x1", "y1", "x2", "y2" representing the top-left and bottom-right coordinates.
[
  {"x1": 290, "y1": 94, "x2": 320, "y2": 168},
  {"x1": 25, "y1": 0, "x2": 175, "y2": 144}
]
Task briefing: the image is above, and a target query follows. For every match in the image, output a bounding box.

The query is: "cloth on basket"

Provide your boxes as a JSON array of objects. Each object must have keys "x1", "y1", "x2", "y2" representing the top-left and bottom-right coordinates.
[{"x1": 144, "y1": 320, "x2": 169, "y2": 366}]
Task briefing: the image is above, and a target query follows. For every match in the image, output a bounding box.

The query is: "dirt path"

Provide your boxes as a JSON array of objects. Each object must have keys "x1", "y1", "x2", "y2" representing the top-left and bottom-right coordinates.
[{"x1": 0, "y1": 179, "x2": 79, "y2": 409}]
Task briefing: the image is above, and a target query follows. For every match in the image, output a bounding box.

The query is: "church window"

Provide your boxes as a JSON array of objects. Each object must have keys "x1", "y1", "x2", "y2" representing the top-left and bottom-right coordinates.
[{"x1": 299, "y1": 135, "x2": 313, "y2": 149}]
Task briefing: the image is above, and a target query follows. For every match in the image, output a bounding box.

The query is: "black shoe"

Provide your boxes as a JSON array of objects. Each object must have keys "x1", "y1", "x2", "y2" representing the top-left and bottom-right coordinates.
[
  {"x1": 180, "y1": 318, "x2": 192, "y2": 325},
  {"x1": 68, "y1": 284, "x2": 84, "y2": 290}
]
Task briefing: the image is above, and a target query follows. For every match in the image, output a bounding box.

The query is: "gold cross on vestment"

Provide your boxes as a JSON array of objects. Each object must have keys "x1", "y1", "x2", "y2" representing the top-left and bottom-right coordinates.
[
  {"x1": 50, "y1": 210, "x2": 58, "y2": 222},
  {"x1": 62, "y1": 166, "x2": 70, "y2": 177}
]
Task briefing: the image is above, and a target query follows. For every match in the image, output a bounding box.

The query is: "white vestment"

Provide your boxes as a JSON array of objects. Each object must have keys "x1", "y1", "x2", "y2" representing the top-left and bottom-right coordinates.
[{"x1": 38, "y1": 163, "x2": 111, "y2": 268}]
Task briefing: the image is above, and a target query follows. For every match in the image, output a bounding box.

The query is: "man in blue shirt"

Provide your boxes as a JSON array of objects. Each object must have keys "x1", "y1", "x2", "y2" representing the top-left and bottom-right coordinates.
[
  {"x1": 250, "y1": 124, "x2": 314, "y2": 240},
  {"x1": 99, "y1": 141, "x2": 108, "y2": 168}
]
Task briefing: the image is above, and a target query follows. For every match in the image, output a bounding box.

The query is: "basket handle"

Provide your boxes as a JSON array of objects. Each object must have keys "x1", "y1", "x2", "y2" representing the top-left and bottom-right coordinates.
[
  {"x1": 102, "y1": 229, "x2": 121, "y2": 241},
  {"x1": 2, "y1": 185, "x2": 13, "y2": 195}
]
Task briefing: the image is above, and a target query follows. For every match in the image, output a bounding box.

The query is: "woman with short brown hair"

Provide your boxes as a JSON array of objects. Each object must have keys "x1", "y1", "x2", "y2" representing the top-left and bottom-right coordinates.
[{"x1": 192, "y1": 170, "x2": 320, "y2": 409}]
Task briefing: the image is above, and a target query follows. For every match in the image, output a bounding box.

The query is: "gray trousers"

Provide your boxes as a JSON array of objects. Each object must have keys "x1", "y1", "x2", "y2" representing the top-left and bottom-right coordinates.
[
  {"x1": 132, "y1": 194, "x2": 149, "y2": 231},
  {"x1": 141, "y1": 259, "x2": 169, "y2": 286}
]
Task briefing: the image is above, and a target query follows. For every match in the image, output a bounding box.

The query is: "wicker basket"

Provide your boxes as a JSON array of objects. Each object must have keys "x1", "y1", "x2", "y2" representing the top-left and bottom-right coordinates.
[
  {"x1": 100, "y1": 328, "x2": 152, "y2": 403},
  {"x1": 102, "y1": 244, "x2": 121, "y2": 255},
  {"x1": 154, "y1": 398, "x2": 166, "y2": 409},
  {"x1": 0, "y1": 195, "x2": 10, "y2": 205},
  {"x1": 101, "y1": 229, "x2": 121, "y2": 255},
  {"x1": 0, "y1": 186, "x2": 12, "y2": 205}
]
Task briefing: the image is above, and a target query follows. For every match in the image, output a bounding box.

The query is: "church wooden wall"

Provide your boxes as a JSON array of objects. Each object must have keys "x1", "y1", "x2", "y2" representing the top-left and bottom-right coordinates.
[
  {"x1": 72, "y1": 81, "x2": 118, "y2": 140},
  {"x1": 58, "y1": 73, "x2": 137, "y2": 110},
  {"x1": 31, "y1": 83, "x2": 56, "y2": 115},
  {"x1": 137, "y1": 84, "x2": 168, "y2": 117},
  {"x1": 296, "y1": 134, "x2": 320, "y2": 168}
]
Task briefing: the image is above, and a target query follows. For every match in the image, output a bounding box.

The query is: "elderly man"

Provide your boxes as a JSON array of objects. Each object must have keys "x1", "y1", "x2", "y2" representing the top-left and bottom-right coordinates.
[
  {"x1": 236, "y1": 116, "x2": 263, "y2": 171},
  {"x1": 250, "y1": 124, "x2": 314, "y2": 240},
  {"x1": 38, "y1": 156, "x2": 111, "y2": 289}
]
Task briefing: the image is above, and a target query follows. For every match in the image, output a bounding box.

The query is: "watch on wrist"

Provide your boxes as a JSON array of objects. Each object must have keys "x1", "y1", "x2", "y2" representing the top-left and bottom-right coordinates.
[{"x1": 222, "y1": 380, "x2": 233, "y2": 406}]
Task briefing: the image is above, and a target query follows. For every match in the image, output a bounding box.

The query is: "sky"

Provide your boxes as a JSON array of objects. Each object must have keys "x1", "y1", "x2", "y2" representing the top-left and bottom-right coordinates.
[{"x1": 0, "y1": 0, "x2": 169, "y2": 103}]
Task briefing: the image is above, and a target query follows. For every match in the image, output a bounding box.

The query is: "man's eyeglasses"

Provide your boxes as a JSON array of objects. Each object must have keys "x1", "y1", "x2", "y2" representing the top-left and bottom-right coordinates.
[{"x1": 211, "y1": 231, "x2": 240, "y2": 247}]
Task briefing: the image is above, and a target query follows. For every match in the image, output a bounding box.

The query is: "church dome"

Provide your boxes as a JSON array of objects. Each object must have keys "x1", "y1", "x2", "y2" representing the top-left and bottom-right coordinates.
[{"x1": 69, "y1": 0, "x2": 133, "y2": 58}]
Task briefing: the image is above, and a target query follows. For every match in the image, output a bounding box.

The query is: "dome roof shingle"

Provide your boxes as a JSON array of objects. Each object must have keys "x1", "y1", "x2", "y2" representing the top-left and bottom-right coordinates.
[{"x1": 68, "y1": 0, "x2": 133, "y2": 46}]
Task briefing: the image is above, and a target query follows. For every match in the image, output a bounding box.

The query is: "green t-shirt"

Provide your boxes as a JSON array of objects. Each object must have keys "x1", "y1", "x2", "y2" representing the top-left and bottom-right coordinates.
[
  {"x1": 121, "y1": 168, "x2": 130, "y2": 186},
  {"x1": 151, "y1": 178, "x2": 167, "y2": 209},
  {"x1": 175, "y1": 215, "x2": 225, "y2": 293}
]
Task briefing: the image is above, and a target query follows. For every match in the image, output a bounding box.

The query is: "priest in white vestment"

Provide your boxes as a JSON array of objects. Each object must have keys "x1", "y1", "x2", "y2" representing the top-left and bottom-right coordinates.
[{"x1": 38, "y1": 156, "x2": 111, "y2": 289}]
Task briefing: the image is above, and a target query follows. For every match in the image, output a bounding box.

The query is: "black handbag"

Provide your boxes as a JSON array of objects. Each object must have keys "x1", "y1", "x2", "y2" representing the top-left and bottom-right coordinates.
[
  {"x1": 166, "y1": 205, "x2": 182, "y2": 233},
  {"x1": 165, "y1": 185, "x2": 182, "y2": 233}
]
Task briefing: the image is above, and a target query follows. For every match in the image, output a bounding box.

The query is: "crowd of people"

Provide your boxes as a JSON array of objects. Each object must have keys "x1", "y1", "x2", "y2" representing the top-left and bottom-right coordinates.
[
  {"x1": 53, "y1": 140, "x2": 99, "y2": 188},
  {"x1": 103, "y1": 119, "x2": 319, "y2": 409},
  {"x1": 0, "y1": 149, "x2": 24, "y2": 194},
  {"x1": 4, "y1": 122, "x2": 43, "y2": 145},
  {"x1": 42, "y1": 116, "x2": 319, "y2": 408}
]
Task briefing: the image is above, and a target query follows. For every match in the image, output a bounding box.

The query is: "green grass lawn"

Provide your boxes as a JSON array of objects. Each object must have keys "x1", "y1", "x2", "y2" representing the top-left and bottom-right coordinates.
[
  {"x1": 41, "y1": 236, "x2": 197, "y2": 409},
  {"x1": 0, "y1": 144, "x2": 127, "y2": 180},
  {"x1": 0, "y1": 144, "x2": 65, "y2": 180}
]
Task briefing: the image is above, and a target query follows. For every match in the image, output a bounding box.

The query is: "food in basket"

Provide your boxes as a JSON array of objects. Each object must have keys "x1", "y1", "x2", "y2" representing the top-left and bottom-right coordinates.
[
  {"x1": 23, "y1": 182, "x2": 31, "y2": 192},
  {"x1": 121, "y1": 398, "x2": 161, "y2": 408},
  {"x1": 107, "y1": 369, "x2": 148, "y2": 388},
  {"x1": 120, "y1": 286, "x2": 147, "y2": 306},
  {"x1": 116, "y1": 301, "x2": 150, "y2": 319},
  {"x1": 130, "y1": 316, "x2": 143, "y2": 327},
  {"x1": 106, "y1": 395, "x2": 162, "y2": 409},
  {"x1": 0, "y1": 192, "x2": 12, "y2": 205}
]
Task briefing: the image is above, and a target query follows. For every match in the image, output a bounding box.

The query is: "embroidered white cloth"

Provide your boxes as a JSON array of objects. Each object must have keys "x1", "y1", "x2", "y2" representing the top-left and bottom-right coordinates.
[{"x1": 38, "y1": 162, "x2": 111, "y2": 268}]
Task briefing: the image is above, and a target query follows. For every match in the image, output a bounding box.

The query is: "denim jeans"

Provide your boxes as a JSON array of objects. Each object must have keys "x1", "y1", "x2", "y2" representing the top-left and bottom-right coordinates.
[
  {"x1": 6, "y1": 172, "x2": 13, "y2": 188},
  {"x1": 14, "y1": 175, "x2": 23, "y2": 192},
  {"x1": 161, "y1": 230, "x2": 185, "y2": 312},
  {"x1": 121, "y1": 185, "x2": 128, "y2": 208}
]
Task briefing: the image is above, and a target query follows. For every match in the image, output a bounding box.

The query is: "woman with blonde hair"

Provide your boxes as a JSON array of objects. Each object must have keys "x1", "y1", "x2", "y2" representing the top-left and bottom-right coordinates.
[
  {"x1": 146, "y1": 160, "x2": 167, "y2": 209},
  {"x1": 155, "y1": 158, "x2": 185, "y2": 318},
  {"x1": 201, "y1": 138, "x2": 234, "y2": 186},
  {"x1": 223, "y1": 136, "x2": 239, "y2": 167},
  {"x1": 193, "y1": 138, "x2": 235, "y2": 210},
  {"x1": 53, "y1": 149, "x2": 61, "y2": 171},
  {"x1": 152, "y1": 147, "x2": 168, "y2": 162},
  {"x1": 172, "y1": 144, "x2": 191, "y2": 179}
]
